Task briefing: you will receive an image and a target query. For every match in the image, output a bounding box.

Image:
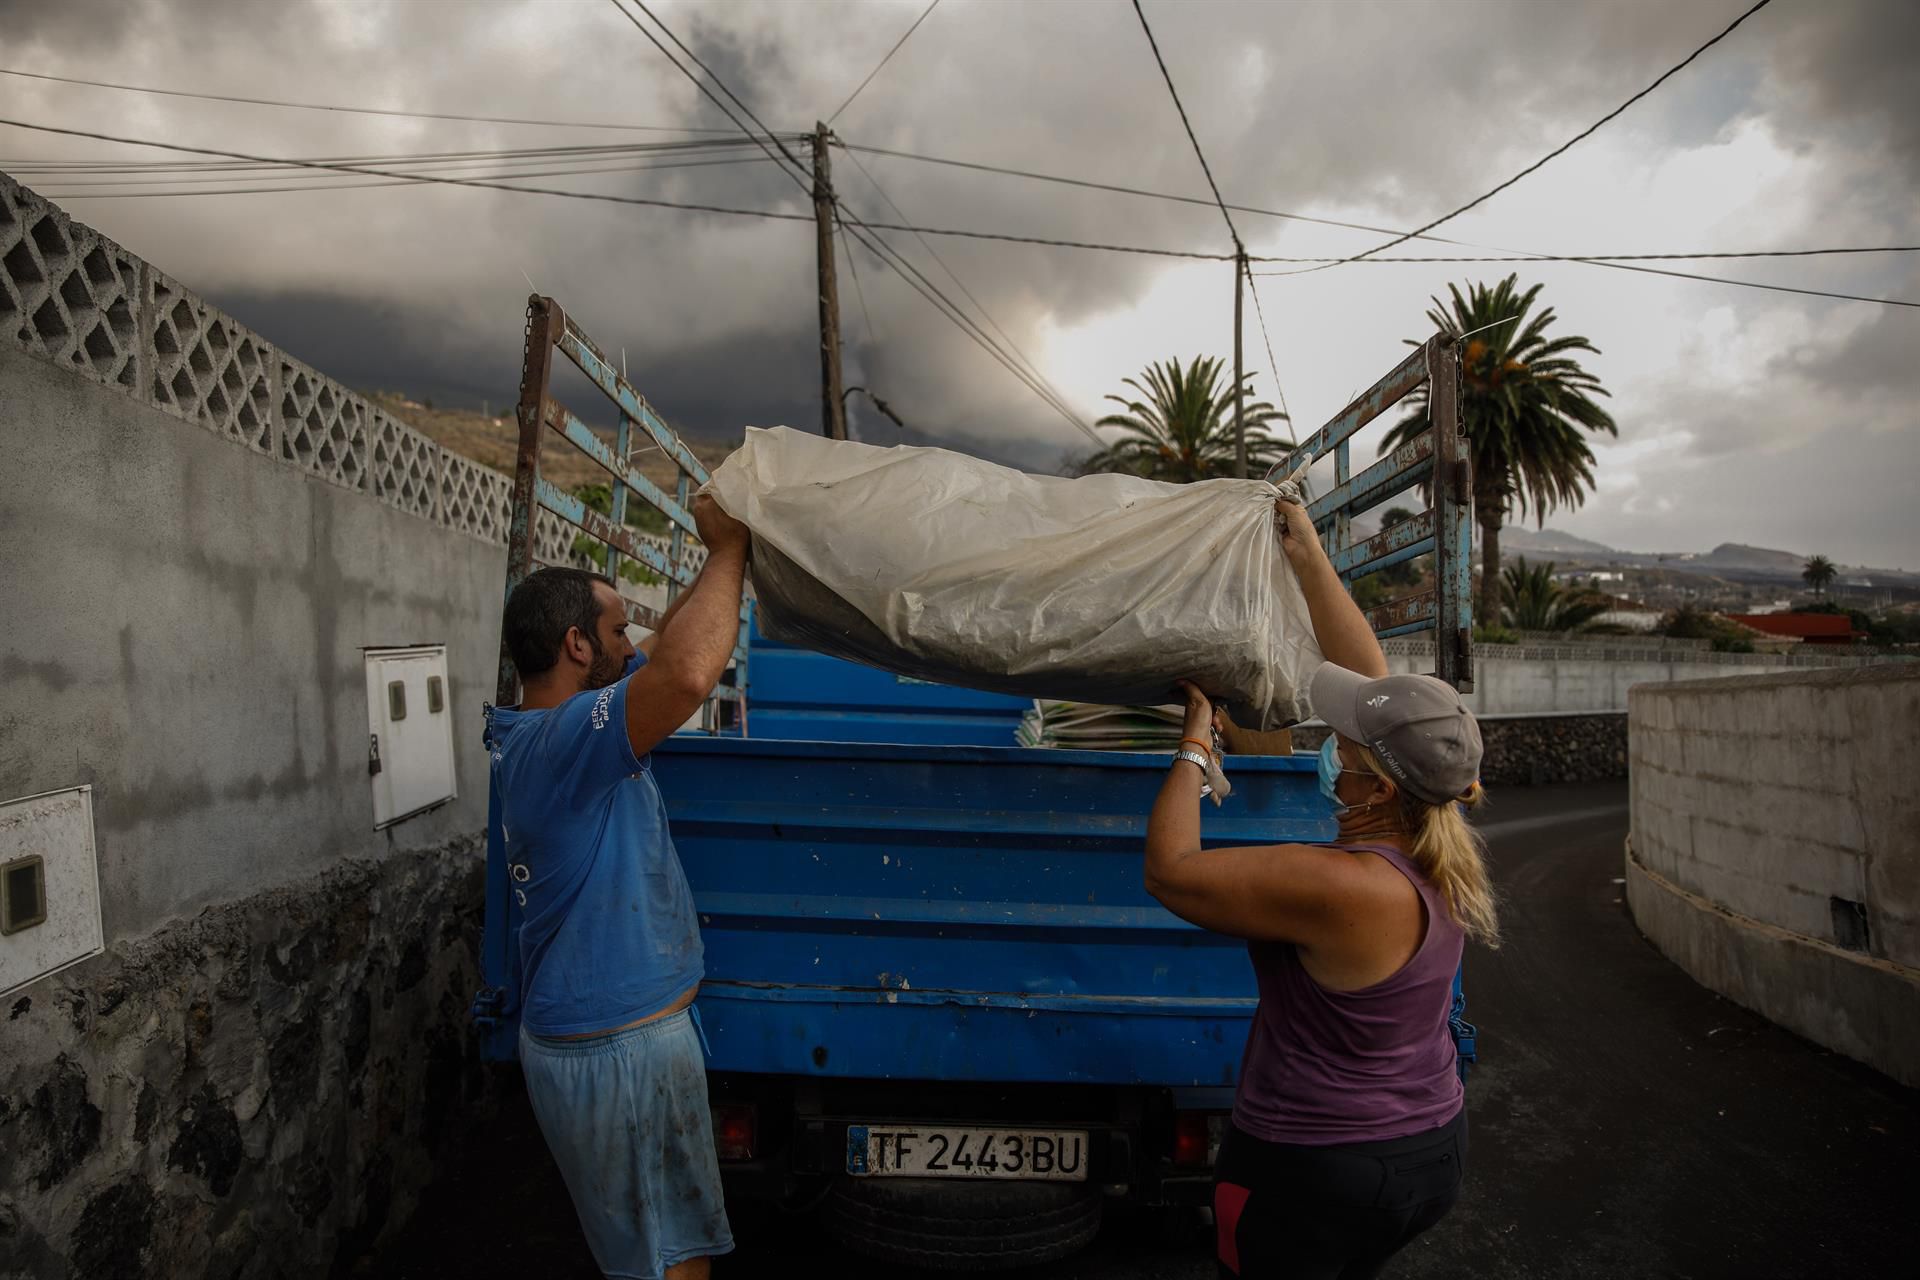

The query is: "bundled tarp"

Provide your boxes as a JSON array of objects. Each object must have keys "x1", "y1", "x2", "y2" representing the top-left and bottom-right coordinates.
[
  {"x1": 1015, "y1": 701, "x2": 1185, "y2": 751},
  {"x1": 705, "y1": 426, "x2": 1323, "y2": 729}
]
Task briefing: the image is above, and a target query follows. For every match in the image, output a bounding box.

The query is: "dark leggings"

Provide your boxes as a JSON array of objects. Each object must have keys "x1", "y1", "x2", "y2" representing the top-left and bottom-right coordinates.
[{"x1": 1213, "y1": 1108, "x2": 1466, "y2": 1279}]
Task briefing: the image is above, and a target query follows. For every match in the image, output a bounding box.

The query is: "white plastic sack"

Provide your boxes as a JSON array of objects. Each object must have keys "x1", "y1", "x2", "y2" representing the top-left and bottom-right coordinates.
[{"x1": 705, "y1": 426, "x2": 1324, "y2": 729}]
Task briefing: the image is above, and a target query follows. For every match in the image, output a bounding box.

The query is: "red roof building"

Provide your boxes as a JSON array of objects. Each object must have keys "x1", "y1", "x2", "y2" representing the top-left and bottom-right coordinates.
[{"x1": 1725, "y1": 613, "x2": 1865, "y2": 645}]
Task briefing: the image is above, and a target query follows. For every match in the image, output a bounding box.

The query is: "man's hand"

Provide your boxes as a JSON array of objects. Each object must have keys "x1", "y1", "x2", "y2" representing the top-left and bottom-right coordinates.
[
  {"x1": 1275, "y1": 498, "x2": 1324, "y2": 574},
  {"x1": 693, "y1": 493, "x2": 750, "y2": 560}
]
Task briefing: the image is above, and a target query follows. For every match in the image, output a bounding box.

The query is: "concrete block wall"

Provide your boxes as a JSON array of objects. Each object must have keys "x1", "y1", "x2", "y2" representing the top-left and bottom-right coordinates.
[
  {"x1": 0, "y1": 173, "x2": 538, "y2": 1277},
  {"x1": 0, "y1": 342, "x2": 502, "y2": 939},
  {"x1": 1378, "y1": 638, "x2": 1891, "y2": 716},
  {"x1": 1626, "y1": 665, "x2": 1920, "y2": 1086}
]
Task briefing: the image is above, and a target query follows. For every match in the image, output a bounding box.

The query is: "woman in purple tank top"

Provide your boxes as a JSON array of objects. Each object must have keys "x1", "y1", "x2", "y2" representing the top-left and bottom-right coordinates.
[{"x1": 1144, "y1": 498, "x2": 1498, "y2": 1280}]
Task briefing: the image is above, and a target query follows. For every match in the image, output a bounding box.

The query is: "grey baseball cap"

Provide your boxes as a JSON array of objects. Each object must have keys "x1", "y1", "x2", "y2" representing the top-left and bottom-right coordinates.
[{"x1": 1309, "y1": 663, "x2": 1483, "y2": 804}]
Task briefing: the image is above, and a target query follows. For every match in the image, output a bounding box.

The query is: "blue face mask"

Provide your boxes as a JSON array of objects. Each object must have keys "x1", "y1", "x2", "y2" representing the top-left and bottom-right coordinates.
[
  {"x1": 1317, "y1": 736, "x2": 1345, "y2": 807},
  {"x1": 1318, "y1": 737, "x2": 1370, "y2": 815}
]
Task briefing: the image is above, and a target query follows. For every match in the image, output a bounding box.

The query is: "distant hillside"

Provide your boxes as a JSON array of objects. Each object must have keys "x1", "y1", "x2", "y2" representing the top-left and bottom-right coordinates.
[
  {"x1": 369, "y1": 393, "x2": 737, "y2": 494},
  {"x1": 1686, "y1": 543, "x2": 1808, "y2": 574},
  {"x1": 1501, "y1": 527, "x2": 1617, "y2": 556}
]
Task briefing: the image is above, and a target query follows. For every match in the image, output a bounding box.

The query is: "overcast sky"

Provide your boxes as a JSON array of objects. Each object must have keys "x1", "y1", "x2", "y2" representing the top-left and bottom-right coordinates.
[{"x1": 4, "y1": 0, "x2": 1916, "y2": 567}]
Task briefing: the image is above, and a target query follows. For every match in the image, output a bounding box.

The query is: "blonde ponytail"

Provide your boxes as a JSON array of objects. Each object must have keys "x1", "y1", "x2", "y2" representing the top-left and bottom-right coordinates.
[{"x1": 1356, "y1": 748, "x2": 1500, "y2": 947}]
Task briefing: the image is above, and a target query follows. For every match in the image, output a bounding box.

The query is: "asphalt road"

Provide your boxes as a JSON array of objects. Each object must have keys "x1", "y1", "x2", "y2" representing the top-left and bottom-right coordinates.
[{"x1": 371, "y1": 782, "x2": 1919, "y2": 1278}]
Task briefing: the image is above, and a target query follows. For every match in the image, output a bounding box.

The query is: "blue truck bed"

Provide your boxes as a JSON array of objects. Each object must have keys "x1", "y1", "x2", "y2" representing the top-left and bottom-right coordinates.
[
  {"x1": 742, "y1": 622, "x2": 1031, "y2": 746},
  {"x1": 654, "y1": 736, "x2": 1332, "y2": 1087}
]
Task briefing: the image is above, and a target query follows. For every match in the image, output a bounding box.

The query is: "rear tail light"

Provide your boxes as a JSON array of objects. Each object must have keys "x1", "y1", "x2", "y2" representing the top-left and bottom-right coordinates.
[
  {"x1": 712, "y1": 1103, "x2": 757, "y2": 1161},
  {"x1": 1173, "y1": 1111, "x2": 1227, "y2": 1167}
]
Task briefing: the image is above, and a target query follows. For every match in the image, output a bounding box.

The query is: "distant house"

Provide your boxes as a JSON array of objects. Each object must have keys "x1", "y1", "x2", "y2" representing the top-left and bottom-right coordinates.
[
  {"x1": 1725, "y1": 613, "x2": 1865, "y2": 646},
  {"x1": 1590, "y1": 597, "x2": 1663, "y2": 633}
]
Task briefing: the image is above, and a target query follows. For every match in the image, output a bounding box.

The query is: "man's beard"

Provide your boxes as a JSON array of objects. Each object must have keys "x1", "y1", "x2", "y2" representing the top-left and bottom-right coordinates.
[{"x1": 584, "y1": 640, "x2": 625, "y2": 691}]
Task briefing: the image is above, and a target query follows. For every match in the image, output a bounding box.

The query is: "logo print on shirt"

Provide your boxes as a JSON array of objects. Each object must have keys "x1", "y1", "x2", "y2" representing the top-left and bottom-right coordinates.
[{"x1": 591, "y1": 686, "x2": 615, "y2": 730}]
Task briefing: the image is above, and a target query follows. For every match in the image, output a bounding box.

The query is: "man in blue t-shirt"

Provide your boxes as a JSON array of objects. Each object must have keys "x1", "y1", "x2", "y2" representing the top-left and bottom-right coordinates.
[{"x1": 486, "y1": 494, "x2": 749, "y2": 1280}]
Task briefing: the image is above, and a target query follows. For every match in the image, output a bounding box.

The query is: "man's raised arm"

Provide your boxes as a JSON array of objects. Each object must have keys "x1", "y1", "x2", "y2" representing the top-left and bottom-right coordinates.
[{"x1": 623, "y1": 495, "x2": 751, "y2": 756}]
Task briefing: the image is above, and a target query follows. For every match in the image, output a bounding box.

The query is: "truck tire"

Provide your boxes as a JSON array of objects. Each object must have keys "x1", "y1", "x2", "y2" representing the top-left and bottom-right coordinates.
[{"x1": 826, "y1": 1177, "x2": 1103, "y2": 1271}]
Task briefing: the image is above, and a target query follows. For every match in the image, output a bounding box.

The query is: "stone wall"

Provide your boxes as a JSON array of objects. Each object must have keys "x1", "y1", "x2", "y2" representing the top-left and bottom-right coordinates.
[
  {"x1": 0, "y1": 839, "x2": 488, "y2": 1279},
  {"x1": 1626, "y1": 664, "x2": 1920, "y2": 1086},
  {"x1": 1286, "y1": 712, "x2": 1626, "y2": 787}
]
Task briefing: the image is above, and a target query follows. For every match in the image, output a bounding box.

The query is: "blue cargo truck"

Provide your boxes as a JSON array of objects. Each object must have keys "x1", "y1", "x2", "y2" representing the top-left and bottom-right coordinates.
[{"x1": 474, "y1": 298, "x2": 1472, "y2": 1268}]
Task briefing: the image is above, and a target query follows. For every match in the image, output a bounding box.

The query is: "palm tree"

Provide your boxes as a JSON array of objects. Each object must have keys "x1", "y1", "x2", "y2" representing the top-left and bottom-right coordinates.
[
  {"x1": 1501, "y1": 558, "x2": 1609, "y2": 632},
  {"x1": 1080, "y1": 356, "x2": 1291, "y2": 482},
  {"x1": 1802, "y1": 554, "x2": 1837, "y2": 597},
  {"x1": 1379, "y1": 276, "x2": 1616, "y2": 625}
]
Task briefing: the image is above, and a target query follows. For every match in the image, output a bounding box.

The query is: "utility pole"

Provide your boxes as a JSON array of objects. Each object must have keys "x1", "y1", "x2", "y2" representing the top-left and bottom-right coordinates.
[
  {"x1": 1233, "y1": 251, "x2": 1247, "y2": 478},
  {"x1": 813, "y1": 123, "x2": 848, "y2": 441}
]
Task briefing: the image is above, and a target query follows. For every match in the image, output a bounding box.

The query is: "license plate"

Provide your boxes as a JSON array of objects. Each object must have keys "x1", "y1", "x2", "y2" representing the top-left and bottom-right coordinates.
[{"x1": 846, "y1": 1125, "x2": 1088, "y2": 1181}]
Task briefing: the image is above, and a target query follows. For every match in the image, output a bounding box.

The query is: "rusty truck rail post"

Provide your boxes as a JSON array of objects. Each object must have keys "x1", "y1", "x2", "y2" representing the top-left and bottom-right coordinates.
[
  {"x1": 1297, "y1": 334, "x2": 1473, "y2": 691},
  {"x1": 492, "y1": 293, "x2": 748, "y2": 727}
]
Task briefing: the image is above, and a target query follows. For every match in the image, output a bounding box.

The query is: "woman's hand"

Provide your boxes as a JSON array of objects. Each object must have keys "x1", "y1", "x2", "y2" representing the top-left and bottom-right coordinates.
[
  {"x1": 1176, "y1": 680, "x2": 1222, "y2": 747},
  {"x1": 1275, "y1": 497, "x2": 1324, "y2": 574}
]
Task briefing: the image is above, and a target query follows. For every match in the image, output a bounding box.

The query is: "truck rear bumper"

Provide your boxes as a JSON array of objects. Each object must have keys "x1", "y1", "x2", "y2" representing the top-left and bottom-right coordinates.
[{"x1": 709, "y1": 1074, "x2": 1231, "y2": 1208}]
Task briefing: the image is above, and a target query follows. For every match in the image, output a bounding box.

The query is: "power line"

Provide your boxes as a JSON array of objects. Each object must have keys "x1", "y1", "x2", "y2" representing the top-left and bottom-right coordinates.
[
  {"x1": 1316, "y1": 0, "x2": 1776, "y2": 270},
  {"x1": 4, "y1": 138, "x2": 756, "y2": 166},
  {"x1": 602, "y1": 0, "x2": 1096, "y2": 434},
  {"x1": 3, "y1": 138, "x2": 771, "y2": 178},
  {"x1": 0, "y1": 114, "x2": 826, "y2": 220},
  {"x1": 840, "y1": 138, "x2": 1479, "y2": 240},
  {"x1": 1129, "y1": 0, "x2": 1239, "y2": 251},
  {"x1": 842, "y1": 214, "x2": 1099, "y2": 441},
  {"x1": 610, "y1": 0, "x2": 818, "y2": 189},
  {"x1": 609, "y1": 0, "x2": 1099, "y2": 443},
  {"x1": 831, "y1": 168, "x2": 1094, "y2": 436},
  {"x1": 839, "y1": 142, "x2": 1086, "y2": 433},
  {"x1": 1252, "y1": 246, "x2": 1919, "y2": 268},
  {"x1": 827, "y1": 0, "x2": 941, "y2": 126},
  {"x1": 0, "y1": 113, "x2": 1216, "y2": 260},
  {"x1": 8, "y1": 112, "x2": 1913, "y2": 312},
  {"x1": 835, "y1": 140, "x2": 1920, "y2": 307},
  {"x1": 38, "y1": 154, "x2": 777, "y2": 194},
  {"x1": 1276, "y1": 253, "x2": 1918, "y2": 309},
  {"x1": 0, "y1": 65, "x2": 756, "y2": 134},
  {"x1": 1242, "y1": 261, "x2": 1293, "y2": 438},
  {"x1": 837, "y1": 217, "x2": 875, "y2": 345}
]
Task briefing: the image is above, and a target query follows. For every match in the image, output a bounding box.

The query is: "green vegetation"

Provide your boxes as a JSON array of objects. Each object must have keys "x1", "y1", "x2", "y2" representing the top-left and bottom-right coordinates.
[
  {"x1": 1351, "y1": 574, "x2": 1390, "y2": 611},
  {"x1": 1080, "y1": 356, "x2": 1292, "y2": 481},
  {"x1": 1801, "y1": 554, "x2": 1837, "y2": 597},
  {"x1": 1379, "y1": 275, "x2": 1616, "y2": 626},
  {"x1": 1658, "y1": 605, "x2": 1755, "y2": 653},
  {"x1": 571, "y1": 483, "x2": 665, "y2": 587},
  {"x1": 1500, "y1": 557, "x2": 1610, "y2": 632}
]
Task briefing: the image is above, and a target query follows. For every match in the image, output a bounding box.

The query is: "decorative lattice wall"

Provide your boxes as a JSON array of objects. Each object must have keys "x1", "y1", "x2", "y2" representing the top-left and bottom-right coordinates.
[
  {"x1": 1, "y1": 178, "x2": 141, "y2": 393},
  {"x1": 1, "y1": 169, "x2": 623, "y2": 555}
]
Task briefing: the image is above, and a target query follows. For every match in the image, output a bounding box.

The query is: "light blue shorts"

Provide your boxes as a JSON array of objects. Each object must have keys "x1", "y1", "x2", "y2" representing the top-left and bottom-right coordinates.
[{"x1": 520, "y1": 1009, "x2": 735, "y2": 1278}]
